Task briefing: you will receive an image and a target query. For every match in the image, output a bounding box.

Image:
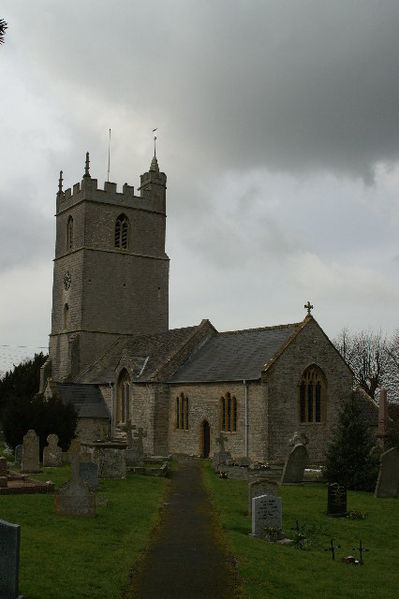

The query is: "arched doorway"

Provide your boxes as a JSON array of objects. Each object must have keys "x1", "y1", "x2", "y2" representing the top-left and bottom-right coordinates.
[{"x1": 201, "y1": 420, "x2": 210, "y2": 458}]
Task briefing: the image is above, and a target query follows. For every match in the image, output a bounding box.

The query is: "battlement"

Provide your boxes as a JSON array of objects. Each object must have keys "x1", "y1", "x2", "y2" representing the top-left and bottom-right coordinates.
[{"x1": 57, "y1": 176, "x2": 165, "y2": 215}]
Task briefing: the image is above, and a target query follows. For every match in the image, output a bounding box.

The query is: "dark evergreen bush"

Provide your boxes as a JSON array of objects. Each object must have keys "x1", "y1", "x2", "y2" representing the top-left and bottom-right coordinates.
[{"x1": 323, "y1": 397, "x2": 379, "y2": 491}]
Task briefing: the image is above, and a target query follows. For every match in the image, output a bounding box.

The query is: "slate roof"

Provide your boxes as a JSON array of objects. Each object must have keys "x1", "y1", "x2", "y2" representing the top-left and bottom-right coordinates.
[
  {"x1": 169, "y1": 323, "x2": 301, "y2": 383},
  {"x1": 75, "y1": 325, "x2": 201, "y2": 384},
  {"x1": 55, "y1": 383, "x2": 109, "y2": 419}
]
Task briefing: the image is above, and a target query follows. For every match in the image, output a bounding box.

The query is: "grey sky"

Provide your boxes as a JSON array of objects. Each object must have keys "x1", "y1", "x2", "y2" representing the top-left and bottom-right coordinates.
[{"x1": 1, "y1": 1, "x2": 399, "y2": 372}]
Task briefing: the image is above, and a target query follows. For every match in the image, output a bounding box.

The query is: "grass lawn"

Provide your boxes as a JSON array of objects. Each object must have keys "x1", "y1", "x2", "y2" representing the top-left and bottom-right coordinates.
[
  {"x1": 203, "y1": 462, "x2": 399, "y2": 599},
  {"x1": 1, "y1": 464, "x2": 169, "y2": 599}
]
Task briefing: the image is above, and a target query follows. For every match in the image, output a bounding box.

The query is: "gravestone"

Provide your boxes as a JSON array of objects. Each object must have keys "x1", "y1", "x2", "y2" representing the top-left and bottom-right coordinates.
[
  {"x1": 280, "y1": 443, "x2": 308, "y2": 483},
  {"x1": 96, "y1": 446, "x2": 126, "y2": 479},
  {"x1": 21, "y1": 429, "x2": 41, "y2": 473},
  {"x1": 43, "y1": 434, "x2": 62, "y2": 467},
  {"x1": 80, "y1": 461, "x2": 99, "y2": 491},
  {"x1": 375, "y1": 447, "x2": 399, "y2": 498},
  {"x1": 237, "y1": 456, "x2": 251, "y2": 467},
  {"x1": 14, "y1": 445, "x2": 22, "y2": 467},
  {"x1": 0, "y1": 519, "x2": 22, "y2": 599},
  {"x1": 327, "y1": 483, "x2": 347, "y2": 517},
  {"x1": 54, "y1": 439, "x2": 96, "y2": 517},
  {"x1": 0, "y1": 457, "x2": 7, "y2": 488},
  {"x1": 124, "y1": 419, "x2": 134, "y2": 449},
  {"x1": 126, "y1": 426, "x2": 146, "y2": 467},
  {"x1": 248, "y1": 479, "x2": 279, "y2": 516},
  {"x1": 251, "y1": 494, "x2": 283, "y2": 539},
  {"x1": 212, "y1": 433, "x2": 232, "y2": 469}
]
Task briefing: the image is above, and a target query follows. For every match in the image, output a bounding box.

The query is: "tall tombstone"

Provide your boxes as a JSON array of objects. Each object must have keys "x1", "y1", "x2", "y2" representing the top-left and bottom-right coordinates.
[
  {"x1": 0, "y1": 457, "x2": 7, "y2": 488},
  {"x1": 21, "y1": 429, "x2": 41, "y2": 474},
  {"x1": 248, "y1": 479, "x2": 278, "y2": 516},
  {"x1": 327, "y1": 483, "x2": 347, "y2": 517},
  {"x1": 280, "y1": 443, "x2": 308, "y2": 484},
  {"x1": 375, "y1": 447, "x2": 399, "y2": 498},
  {"x1": 43, "y1": 434, "x2": 63, "y2": 467},
  {"x1": 14, "y1": 445, "x2": 22, "y2": 467},
  {"x1": 80, "y1": 461, "x2": 99, "y2": 491},
  {"x1": 251, "y1": 494, "x2": 283, "y2": 539},
  {"x1": 54, "y1": 439, "x2": 96, "y2": 517},
  {"x1": 0, "y1": 519, "x2": 22, "y2": 599}
]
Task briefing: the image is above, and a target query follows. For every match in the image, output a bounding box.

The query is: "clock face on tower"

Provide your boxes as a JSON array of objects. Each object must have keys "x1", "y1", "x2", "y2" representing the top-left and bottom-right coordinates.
[{"x1": 63, "y1": 271, "x2": 72, "y2": 290}]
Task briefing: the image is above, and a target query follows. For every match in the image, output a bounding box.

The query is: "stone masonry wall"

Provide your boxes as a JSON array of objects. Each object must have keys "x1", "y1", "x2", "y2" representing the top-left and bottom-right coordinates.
[
  {"x1": 265, "y1": 318, "x2": 352, "y2": 464},
  {"x1": 168, "y1": 382, "x2": 266, "y2": 461}
]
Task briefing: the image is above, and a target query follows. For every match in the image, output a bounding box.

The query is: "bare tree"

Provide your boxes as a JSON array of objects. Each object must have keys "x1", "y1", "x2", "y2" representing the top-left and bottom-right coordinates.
[
  {"x1": 334, "y1": 328, "x2": 391, "y2": 399},
  {"x1": 0, "y1": 19, "x2": 7, "y2": 44}
]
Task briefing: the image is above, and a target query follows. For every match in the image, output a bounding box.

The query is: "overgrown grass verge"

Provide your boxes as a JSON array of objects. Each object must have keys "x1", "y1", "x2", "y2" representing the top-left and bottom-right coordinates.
[
  {"x1": 203, "y1": 462, "x2": 398, "y2": 599},
  {"x1": 1, "y1": 466, "x2": 169, "y2": 599}
]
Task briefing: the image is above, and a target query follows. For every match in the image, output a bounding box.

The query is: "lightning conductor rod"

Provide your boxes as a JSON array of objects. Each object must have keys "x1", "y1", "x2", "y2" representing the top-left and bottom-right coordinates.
[
  {"x1": 153, "y1": 127, "x2": 158, "y2": 157},
  {"x1": 107, "y1": 128, "x2": 112, "y2": 182}
]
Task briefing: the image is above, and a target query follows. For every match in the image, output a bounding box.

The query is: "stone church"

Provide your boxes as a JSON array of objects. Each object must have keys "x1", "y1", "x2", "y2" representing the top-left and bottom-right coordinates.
[{"x1": 40, "y1": 151, "x2": 369, "y2": 464}]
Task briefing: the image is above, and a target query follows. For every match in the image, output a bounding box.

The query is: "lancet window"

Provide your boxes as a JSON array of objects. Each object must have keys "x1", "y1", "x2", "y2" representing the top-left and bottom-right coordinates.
[
  {"x1": 115, "y1": 214, "x2": 129, "y2": 249},
  {"x1": 117, "y1": 370, "x2": 131, "y2": 424},
  {"x1": 176, "y1": 393, "x2": 189, "y2": 430},
  {"x1": 67, "y1": 216, "x2": 73, "y2": 250}
]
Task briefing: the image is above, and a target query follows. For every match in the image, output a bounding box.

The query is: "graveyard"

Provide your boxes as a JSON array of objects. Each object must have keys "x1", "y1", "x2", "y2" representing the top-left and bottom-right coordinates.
[{"x1": 0, "y1": 432, "x2": 398, "y2": 598}]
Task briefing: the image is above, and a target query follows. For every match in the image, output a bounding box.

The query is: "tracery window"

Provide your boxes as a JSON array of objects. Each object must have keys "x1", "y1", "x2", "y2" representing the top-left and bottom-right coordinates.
[
  {"x1": 117, "y1": 370, "x2": 131, "y2": 424},
  {"x1": 176, "y1": 392, "x2": 189, "y2": 430},
  {"x1": 67, "y1": 216, "x2": 73, "y2": 250},
  {"x1": 299, "y1": 365, "x2": 326, "y2": 423},
  {"x1": 219, "y1": 392, "x2": 237, "y2": 432},
  {"x1": 114, "y1": 214, "x2": 129, "y2": 249}
]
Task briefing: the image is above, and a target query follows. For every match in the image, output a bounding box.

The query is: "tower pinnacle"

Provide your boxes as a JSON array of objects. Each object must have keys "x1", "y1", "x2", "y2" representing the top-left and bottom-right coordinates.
[
  {"x1": 58, "y1": 170, "x2": 63, "y2": 195},
  {"x1": 83, "y1": 152, "x2": 91, "y2": 179}
]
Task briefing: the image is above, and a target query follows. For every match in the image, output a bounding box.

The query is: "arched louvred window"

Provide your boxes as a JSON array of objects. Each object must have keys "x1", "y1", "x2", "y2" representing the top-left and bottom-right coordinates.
[
  {"x1": 219, "y1": 392, "x2": 238, "y2": 432},
  {"x1": 175, "y1": 393, "x2": 189, "y2": 430},
  {"x1": 67, "y1": 216, "x2": 73, "y2": 250},
  {"x1": 117, "y1": 369, "x2": 131, "y2": 425},
  {"x1": 115, "y1": 214, "x2": 129, "y2": 249},
  {"x1": 299, "y1": 365, "x2": 327, "y2": 423}
]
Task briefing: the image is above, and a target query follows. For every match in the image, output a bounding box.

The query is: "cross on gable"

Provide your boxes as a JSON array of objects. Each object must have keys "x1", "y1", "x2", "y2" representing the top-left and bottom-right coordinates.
[{"x1": 304, "y1": 301, "x2": 314, "y2": 316}]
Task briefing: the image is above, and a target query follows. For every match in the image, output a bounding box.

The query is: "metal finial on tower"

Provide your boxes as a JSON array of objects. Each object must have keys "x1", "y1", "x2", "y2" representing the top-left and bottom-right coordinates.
[
  {"x1": 58, "y1": 170, "x2": 63, "y2": 194},
  {"x1": 304, "y1": 301, "x2": 314, "y2": 316},
  {"x1": 83, "y1": 151, "x2": 91, "y2": 178},
  {"x1": 152, "y1": 128, "x2": 158, "y2": 158}
]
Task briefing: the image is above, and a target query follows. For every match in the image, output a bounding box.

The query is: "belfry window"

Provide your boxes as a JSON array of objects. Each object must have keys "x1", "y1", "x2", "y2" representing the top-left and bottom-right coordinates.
[
  {"x1": 115, "y1": 214, "x2": 129, "y2": 249},
  {"x1": 67, "y1": 216, "x2": 73, "y2": 250},
  {"x1": 117, "y1": 370, "x2": 131, "y2": 424},
  {"x1": 219, "y1": 392, "x2": 238, "y2": 432},
  {"x1": 176, "y1": 393, "x2": 189, "y2": 430},
  {"x1": 299, "y1": 365, "x2": 326, "y2": 423}
]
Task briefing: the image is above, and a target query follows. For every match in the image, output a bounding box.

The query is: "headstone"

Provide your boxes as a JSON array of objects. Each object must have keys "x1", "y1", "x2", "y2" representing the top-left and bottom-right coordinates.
[
  {"x1": 14, "y1": 445, "x2": 22, "y2": 467},
  {"x1": 375, "y1": 447, "x2": 399, "y2": 498},
  {"x1": 96, "y1": 447, "x2": 126, "y2": 479},
  {"x1": 54, "y1": 439, "x2": 96, "y2": 517},
  {"x1": 0, "y1": 519, "x2": 22, "y2": 599},
  {"x1": 135, "y1": 427, "x2": 147, "y2": 459},
  {"x1": 327, "y1": 483, "x2": 347, "y2": 517},
  {"x1": 280, "y1": 443, "x2": 308, "y2": 483},
  {"x1": 80, "y1": 461, "x2": 99, "y2": 491},
  {"x1": 289, "y1": 431, "x2": 309, "y2": 447},
  {"x1": 43, "y1": 434, "x2": 63, "y2": 467},
  {"x1": 21, "y1": 429, "x2": 41, "y2": 473},
  {"x1": 124, "y1": 419, "x2": 134, "y2": 449},
  {"x1": 251, "y1": 494, "x2": 283, "y2": 539},
  {"x1": 248, "y1": 479, "x2": 279, "y2": 516},
  {"x1": 237, "y1": 456, "x2": 252, "y2": 467}
]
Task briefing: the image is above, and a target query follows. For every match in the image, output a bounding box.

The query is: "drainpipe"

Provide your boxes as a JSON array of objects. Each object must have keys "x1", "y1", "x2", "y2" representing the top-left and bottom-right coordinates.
[{"x1": 243, "y1": 379, "x2": 249, "y2": 457}]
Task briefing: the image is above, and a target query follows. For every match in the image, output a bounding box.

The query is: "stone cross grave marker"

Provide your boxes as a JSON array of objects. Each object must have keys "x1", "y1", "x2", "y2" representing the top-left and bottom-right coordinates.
[
  {"x1": 136, "y1": 427, "x2": 147, "y2": 459},
  {"x1": 375, "y1": 447, "x2": 399, "y2": 498},
  {"x1": 14, "y1": 445, "x2": 22, "y2": 467},
  {"x1": 280, "y1": 443, "x2": 308, "y2": 484},
  {"x1": 327, "y1": 483, "x2": 347, "y2": 517},
  {"x1": 43, "y1": 433, "x2": 63, "y2": 467},
  {"x1": 80, "y1": 461, "x2": 99, "y2": 491},
  {"x1": 21, "y1": 429, "x2": 41, "y2": 473},
  {"x1": 0, "y1": 518, "x2": 22, "y2": 599},
  {"x1": 216, "y1": 433, "x2": 228, "y2": 453},
  {"x1": 124, "y1": 419, "x2": 134, "y2": 449},
  {"x1": 252, "y1": 494, "x2": 283, "y2": 539},
  {"x1": 54, "y1": 439, "x2": 96, "y2": 517},
  {"x1": 248, "y1": 479, "x2": 278, "y2": 516},
  {"x1": 0, "y1": 456, "x2": 8, "y2": 488}
]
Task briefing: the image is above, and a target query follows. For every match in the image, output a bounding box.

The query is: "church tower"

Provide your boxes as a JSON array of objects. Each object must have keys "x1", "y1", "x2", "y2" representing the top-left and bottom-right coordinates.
[{"x1": 47, "y1": 151, "x2": 169, "y2": 381}]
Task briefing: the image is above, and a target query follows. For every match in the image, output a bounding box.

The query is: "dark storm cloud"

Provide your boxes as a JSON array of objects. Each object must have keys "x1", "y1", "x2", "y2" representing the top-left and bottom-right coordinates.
[{"x1": 6, "y1": 0, "x2": 399, "y2": 180}]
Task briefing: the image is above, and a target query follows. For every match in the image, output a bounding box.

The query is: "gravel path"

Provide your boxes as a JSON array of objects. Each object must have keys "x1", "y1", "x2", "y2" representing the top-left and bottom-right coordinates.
[{"x1": 127, "y1": 458, "x2": 238, "y2": 599}]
